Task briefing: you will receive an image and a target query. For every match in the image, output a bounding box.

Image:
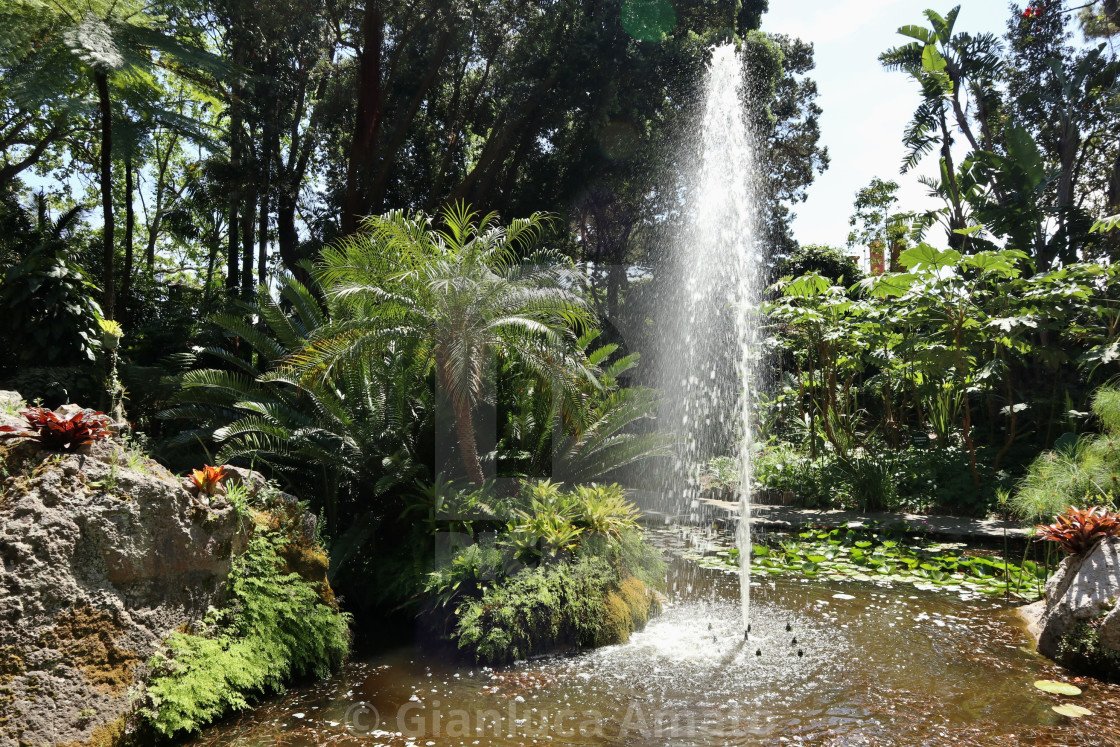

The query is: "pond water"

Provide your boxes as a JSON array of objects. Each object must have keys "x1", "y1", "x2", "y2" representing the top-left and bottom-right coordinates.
[{"x1": 192, "y1": 552, "x2": 1120, "y2": 746}]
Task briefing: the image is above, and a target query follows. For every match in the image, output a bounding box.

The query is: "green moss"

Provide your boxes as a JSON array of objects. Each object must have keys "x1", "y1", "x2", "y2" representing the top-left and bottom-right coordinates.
[
  {"x1": 41, "y1": 606, "x2": 140, "y2": 693},
  {"x1": 141, "y1": 521, "x2": 350, "y2": 738}
]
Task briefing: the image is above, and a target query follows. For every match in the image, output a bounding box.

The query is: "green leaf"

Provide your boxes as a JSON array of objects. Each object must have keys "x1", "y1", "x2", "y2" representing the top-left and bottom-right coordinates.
[
  {"x1": 921, "y1": 44, "x2": 947, "y2": 74},
  {"x1": 899, "y1": 244, "x2": 960, "y2": 271},
  {"x1": 897, "y1": 25, "x2": 934, "y2": 44},
  {"x1": 1034, "y1": 680, "x2": 1082, "y2": 696}
]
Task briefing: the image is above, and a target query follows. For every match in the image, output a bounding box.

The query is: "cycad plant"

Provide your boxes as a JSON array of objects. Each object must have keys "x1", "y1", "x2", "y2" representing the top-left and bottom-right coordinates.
[
  {"x1": 162, "y1": 275, "x2": 430, "y2": 530},
  {"x1": 293, "y1": 203, "x2": 594, "y2": 484},
  {"x1": 499, "y1": 329, "x2": 669, "y2": 482}
]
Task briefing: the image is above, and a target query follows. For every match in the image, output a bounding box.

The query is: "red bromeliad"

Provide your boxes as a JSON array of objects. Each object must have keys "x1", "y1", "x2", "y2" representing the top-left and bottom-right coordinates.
[
  {"x1": 1036, "y1": 506, "x2": 1120, "y2": 555},
  {"x1": 0, "y1": 408, "x2": 112, "y2": 451},
  {"x1": 190, "y1": 464, "x2": 229, "y2": 496}
]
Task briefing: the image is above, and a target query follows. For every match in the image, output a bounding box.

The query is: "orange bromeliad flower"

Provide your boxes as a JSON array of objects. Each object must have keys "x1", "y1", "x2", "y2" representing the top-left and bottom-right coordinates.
[{"x1": 190, "y1": 464, "x2": 229, "y2": 496}]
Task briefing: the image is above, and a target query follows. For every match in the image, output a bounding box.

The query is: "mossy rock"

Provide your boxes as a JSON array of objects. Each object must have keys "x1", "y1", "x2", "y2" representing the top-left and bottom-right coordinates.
[{"x1": 40, "y1": 606, "x2": 141, "y2": 694}]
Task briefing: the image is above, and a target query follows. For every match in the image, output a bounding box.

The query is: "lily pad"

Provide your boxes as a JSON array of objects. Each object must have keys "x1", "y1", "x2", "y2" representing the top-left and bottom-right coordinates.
[
  {"x1": 1034, "y1": 680, "x2": 1082, "y2": 696},
  {"x1": 1051, "y1": 704, "x2": 1092, "y2": 718}
]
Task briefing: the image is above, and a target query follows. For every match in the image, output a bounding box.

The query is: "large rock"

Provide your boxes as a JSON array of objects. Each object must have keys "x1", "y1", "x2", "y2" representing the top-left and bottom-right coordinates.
[
  {"x1": 0, "y1": 406, "x2": 252, "y2": 746},
  {"x1": 1022, "y1": 536, "x2": 1120, "y2": 659}
]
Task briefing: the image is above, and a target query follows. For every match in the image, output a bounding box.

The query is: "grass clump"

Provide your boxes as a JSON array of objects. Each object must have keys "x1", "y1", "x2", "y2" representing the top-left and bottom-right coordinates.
[
  {"x1": 141, "y1": 520, "x2": 350, "y2": 737},
  {"x1": 1013, "y1": 384, "x2": 1120, "y2": 522}
]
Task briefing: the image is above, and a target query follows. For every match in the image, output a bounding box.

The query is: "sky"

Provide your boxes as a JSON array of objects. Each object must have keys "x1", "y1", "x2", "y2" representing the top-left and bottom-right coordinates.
[{"x1": 759, "y1": 0, "x2": 1018, "y2": 249}]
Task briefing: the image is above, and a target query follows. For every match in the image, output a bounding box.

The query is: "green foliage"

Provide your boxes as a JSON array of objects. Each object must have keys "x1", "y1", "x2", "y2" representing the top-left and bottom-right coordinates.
[
  {"x1": 881, "y1": 4, "x2": 1120, "y2": 263},
  {"x1": 421, "y1": 479, "x2": 664, "y2": 662},
  {"x1": 1013, "y1": 385, "x2": 1120, "y2": 521},
  {"x1": 498, "y1": 329, "x2": 670, "y2": 484},
  {"x1": 775, "y1": 244, "x2": 864, "y2": 286},
  {"x1": 699, "y1": 524, "x2": 1048, "y2": 600},
  {"x1": 753, "y1": 440, "x2": 1012, "y2": 516},
  {"x1": 299, "y1": 204, "x2": 594, "y2": 484},
  {"x1": 162, "y1": 275, "x2": 428, "y2": 533},
  {"x1": 1057, "y1": 614, "x2": 1120, "y2": 680},
  {"x1": 453, "y1": 535, "x2": 663, "y2": 665},
  {"x1": 764, "y1": 243, "x2": 1119, "y2": 509},
  {"x1": 0, "y1": 204, "x2": 102, "y2": 368},
  {"x1": 504, "y1": 480, "x2": 642, "y2": 563},
  {"x1": 143, "y1": 527, "x2": 350, "y2": 737}
]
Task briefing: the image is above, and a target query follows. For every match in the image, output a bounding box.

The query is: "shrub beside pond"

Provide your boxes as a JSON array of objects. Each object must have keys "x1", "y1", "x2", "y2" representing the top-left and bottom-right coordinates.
[{"x1": 423, "y1": 481, "x2": 665, "y2": 665}]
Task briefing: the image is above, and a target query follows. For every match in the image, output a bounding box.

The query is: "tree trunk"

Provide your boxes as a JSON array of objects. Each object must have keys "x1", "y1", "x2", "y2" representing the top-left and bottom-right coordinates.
[
  {"x1": 241, "y1": 184, "x2": 256, "y2": 298},
  {"x1": 439, "y1": 363, "x2": 485, "y2": 484},
  {"x1": 258, "y1": 119, "x2": 277, "y2": 287},
  {"x1": 227, "y1": 109, "x2": 241, "y2": 293},
  {"x1": 342, "y1": 0, "x2": 384, "y2": 234},
  {"x1": 121, "y1": 154, "x2": 135, "y2": 319},
  {"x1": 96, "y1": 71, "x2": 115, "y2": 319}
]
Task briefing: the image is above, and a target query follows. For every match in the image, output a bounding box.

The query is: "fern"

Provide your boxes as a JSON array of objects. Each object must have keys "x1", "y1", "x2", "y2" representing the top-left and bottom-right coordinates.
[
  {"x1": 450, "y1": 526, "x2": 664, "y2": 665},
  {"x1": 143, "y1": 528, "x2": 350, "y2": 737}
]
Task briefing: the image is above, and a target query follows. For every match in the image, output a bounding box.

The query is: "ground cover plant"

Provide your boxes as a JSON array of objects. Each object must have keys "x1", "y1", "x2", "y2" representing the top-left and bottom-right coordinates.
[{"x1": 143, "y1": 493, "x2": 350, "y2": 737}]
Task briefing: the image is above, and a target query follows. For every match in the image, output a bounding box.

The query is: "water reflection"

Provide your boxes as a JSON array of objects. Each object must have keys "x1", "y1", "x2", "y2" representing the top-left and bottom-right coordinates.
[{"x1": 192, "y1": 556, "x2": 1120, "y2": 746}]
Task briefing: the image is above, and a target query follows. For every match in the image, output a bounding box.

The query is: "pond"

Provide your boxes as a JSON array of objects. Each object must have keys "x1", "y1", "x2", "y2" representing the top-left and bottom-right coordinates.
[{"x1": 191, "y1": 544, "x2": 1120, "y2": 746}]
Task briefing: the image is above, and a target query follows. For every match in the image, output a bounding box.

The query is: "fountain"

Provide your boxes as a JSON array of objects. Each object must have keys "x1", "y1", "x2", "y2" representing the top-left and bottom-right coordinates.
[
  {"x1": 656, "y1": 42, "x2": 763, "y2": 635},
  {"x1": 192, "y1": 41, "x2": 1111, "y2": 747}
]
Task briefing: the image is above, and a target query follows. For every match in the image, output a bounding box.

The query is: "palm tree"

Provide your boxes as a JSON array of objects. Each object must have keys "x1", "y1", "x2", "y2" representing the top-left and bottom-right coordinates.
[
  {"x1": 879, "y1": 7, "x2": 1003, "y2": 248},
  {"x1": 294, "y1": 203, "x2": 595, "y2": 484},
  {"x1": 3, "y1": 0, "x2": 225, "y2": 318}
]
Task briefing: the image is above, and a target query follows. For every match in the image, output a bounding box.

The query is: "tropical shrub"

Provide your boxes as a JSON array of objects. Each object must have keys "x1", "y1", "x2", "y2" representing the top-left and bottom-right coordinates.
[
  {"x1": 0, "y1": 407, "x2": 112, "y2": 450},
  {"x1": 1036, "y1": 506, "x2": 1120, "y2": 555},
  {"x1": 751, "y1": 439, "x2": 1011, "y2": 515},
  {"x1": 453, "y1": 536, "x2": 664, "y2": 665},
  {"x1": 0, "y1": 204, "x2": 103, "y2": 370},
  {"x1": 421, "y1": 479, "x2": 664, "y2": 660}
]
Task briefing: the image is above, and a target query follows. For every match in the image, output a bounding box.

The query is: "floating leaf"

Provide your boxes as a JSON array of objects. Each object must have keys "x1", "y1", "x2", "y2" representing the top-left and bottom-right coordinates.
[
  {"x1": 1034, "y1": 680, "x2": 1082, "y2": 696},
  {"x1": 1051, "y1": 704, "x2": 1092, "y2": 718}
]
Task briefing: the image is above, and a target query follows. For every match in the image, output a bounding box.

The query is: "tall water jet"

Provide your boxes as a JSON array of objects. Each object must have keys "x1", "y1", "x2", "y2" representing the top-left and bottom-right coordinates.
[{"x1": 655, "y1": 42, "x2": 762, "y2": 633}]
